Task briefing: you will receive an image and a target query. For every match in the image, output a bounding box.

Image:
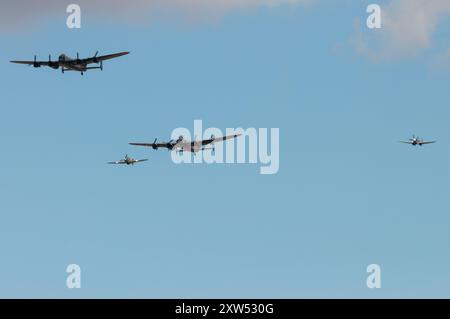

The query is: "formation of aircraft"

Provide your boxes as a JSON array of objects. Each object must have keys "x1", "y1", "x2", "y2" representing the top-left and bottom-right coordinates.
[
  {"x1": 108, "y1": 155, "x2": 148, "y2": 166},
  {"x1": 129, "y1": 133, "x2": 242, "y2": 154},
  {"x1": 9, "y1": 52, "x2": 438, "y2": 163},
  {"x1": 10, "y1": 51, "x2": 129, "y2": 75},
  {"x1": 399, "y1": 135, "x2": 437, "y2": 146}
]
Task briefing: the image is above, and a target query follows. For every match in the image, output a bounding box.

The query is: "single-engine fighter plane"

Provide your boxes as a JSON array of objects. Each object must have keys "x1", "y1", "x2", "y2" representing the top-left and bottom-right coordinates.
[
  {"x1": 108, "y1": 155, "x2": 148, "y2": 166},
  {"x1": 400, "y1": 135, "x2": 437, "y2": 146},
  {"x1": 10, "y1": 51, "x2": 129, "y2": 75},
  {"x1": 129, "y1": 133, "x2": 242, "y2": 154}
]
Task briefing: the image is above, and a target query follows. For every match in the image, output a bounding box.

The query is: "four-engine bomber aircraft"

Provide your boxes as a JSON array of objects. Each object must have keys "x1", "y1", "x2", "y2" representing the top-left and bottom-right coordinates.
[
  {"x1": 400, "y1": 135, "x2": 437, "y2": 146},
  {"x1": 129, "y1": 133, "x2": 242, "y2": 154},
  {"x1": 108, "y1": 155, "x2": 148, "y2": 166},
  {"x1": 10, "y1": 51, "x2": 129, "y2": 75}
]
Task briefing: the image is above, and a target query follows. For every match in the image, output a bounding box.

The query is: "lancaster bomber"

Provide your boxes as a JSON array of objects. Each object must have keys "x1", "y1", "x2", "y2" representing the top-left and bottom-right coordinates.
[
  {"x1": 10, "y1": 51, "x2": 129, "y2": 75},
  {"x1": 129, "y1": 134, "x2": 242, "y2": 154}
]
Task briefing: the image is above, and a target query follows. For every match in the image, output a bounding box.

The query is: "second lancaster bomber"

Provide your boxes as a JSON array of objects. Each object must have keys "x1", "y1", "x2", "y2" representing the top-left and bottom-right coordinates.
[
  {"x1": 129, "y1": 133, "x2": 242, "y2": 154},
  {"x1": 10, "y1": 51, "x2": 129, "y2": 75}
]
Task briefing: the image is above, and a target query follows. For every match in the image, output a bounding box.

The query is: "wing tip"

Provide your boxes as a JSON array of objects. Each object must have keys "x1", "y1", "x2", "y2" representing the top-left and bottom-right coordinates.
[{"x1": 129, "y1": 142, "x2": 148, "y2": 146}]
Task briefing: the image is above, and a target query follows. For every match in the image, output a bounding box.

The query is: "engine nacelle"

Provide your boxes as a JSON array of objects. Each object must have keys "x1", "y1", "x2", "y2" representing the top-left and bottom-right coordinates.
[{"x1": 167, "y1": 141, "x2": 175, "y2": 150}]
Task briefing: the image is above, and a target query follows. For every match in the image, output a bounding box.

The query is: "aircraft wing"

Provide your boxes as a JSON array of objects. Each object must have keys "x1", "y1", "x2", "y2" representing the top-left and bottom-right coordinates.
[
  {"x1": 129, "y1": 142, "x2": 168, "y2": 148},
  {"x1": 108, "y1": 160, "x2": 126, "y2": 164},
  {"x1": 399, "y1": 141, "x2": 413, "y2": 144},
  {"x1": 10, "y1": 60, "x2": 51, "y2": 66},
  {"x1": 135, "y1": 159, "x2": 149, "y2": 163},
  {"x1": 420, "y1": 141, "x2": 436, "y2": 145},
  {"x1": 83, "y1": 52, "x2": 130, "y2": 64},
  {"x1": 202, "y1": 133, "x2": 242, "y2": 145}
]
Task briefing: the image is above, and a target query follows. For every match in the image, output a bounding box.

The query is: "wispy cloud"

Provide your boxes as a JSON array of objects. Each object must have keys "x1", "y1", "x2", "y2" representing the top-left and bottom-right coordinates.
[
  {"x1": 432, "y1": 46, "x2": 450, "y2": 72},
  {"x1": 351, "y1": 0, "x2": 450, "y2": 61},
  {"x1": 0, "y1": 0, "x2": 313, "y2": 32}
]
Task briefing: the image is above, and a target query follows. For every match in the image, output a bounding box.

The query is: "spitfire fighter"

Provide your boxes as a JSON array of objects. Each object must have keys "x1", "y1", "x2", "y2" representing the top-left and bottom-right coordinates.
[
  {"x1": 129, "y1": 134, "x2": 242, "y2": 154},
  {"x1": 10, "y1": 51, "x2": 129, "y2": 75},
  {"x1": 400, "y1": 135, "x2": 437, "y2": 146},
  {"x1": 108, "y1": 155, "x2": 148, "y2": 166}
]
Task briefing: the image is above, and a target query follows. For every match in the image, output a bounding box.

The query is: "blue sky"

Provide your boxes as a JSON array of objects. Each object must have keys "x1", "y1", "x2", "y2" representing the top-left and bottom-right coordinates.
[{"x1": 1, "y1": 0, "x2": 450, "y2": 298}]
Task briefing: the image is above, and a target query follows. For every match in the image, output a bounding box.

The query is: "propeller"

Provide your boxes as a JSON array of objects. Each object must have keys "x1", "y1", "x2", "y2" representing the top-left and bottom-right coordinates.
[
  {"x1": 93, "y1": 51, "x2": 99, "y2": 64},
  {"x1": 210, "y1": 135, "x2": 216, "y2": 152},
  {"x1": 167, "y1": 139, "x2": 176, "y2": 150},
  {"x1": 33, "y1": 55, "x2": 40, "y2": 68},
  {"x1": 152, "y1": 138, "x2": 158, "y2": 150},
  {"x1": 48, "y1": 54, "x2": 58, "y2": 69}
]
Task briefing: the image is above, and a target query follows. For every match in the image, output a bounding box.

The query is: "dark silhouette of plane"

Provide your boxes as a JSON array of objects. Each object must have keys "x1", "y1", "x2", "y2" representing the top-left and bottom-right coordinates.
[{"x1": 11, "y1": 51, "x2": 129, "y2": 75}]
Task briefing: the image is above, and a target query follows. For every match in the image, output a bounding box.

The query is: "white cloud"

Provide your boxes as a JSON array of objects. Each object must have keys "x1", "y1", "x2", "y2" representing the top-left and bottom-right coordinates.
[
  {"x1": 0, "y1": 0, "x2": 313, "y2": 32},
  {"x1": 352, "y1": 0, "x2": 450, "y2": 61}
]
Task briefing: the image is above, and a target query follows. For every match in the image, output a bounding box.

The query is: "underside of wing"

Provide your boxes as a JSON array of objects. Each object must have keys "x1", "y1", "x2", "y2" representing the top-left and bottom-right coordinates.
[
  {"x1": 420, "y1": 141, "x2": 436, "y2": 145},
  {"x1": 64, "y1": 64, "x2": 84, "y2": 71},
  {"x1": 10, "y1": 60, "x2": 50, "y2": 66},
  {"x1": 136, "y1": 159, "x2": 149, "y2": 163},
  {"x1": 108, "y1": 161, "x2": 126, "y2": 164},
  {"x1": 10, "y1": 61, "x2": 34, "y2": 65},
  {"x1": 202, "y1": 133, "x2": 242, "y2": 145},
  {"x1": 129, "y1": 142, "x2": 167, "y2": 148},
  {"x1": 83, "y1": 52, "x2": 130, "y2": 64}
]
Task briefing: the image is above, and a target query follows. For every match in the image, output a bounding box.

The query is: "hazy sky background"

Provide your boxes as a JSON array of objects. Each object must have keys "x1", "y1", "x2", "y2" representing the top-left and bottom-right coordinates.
[{"x1": 1, "y1": 0, "x2": 450, "y2": 298}]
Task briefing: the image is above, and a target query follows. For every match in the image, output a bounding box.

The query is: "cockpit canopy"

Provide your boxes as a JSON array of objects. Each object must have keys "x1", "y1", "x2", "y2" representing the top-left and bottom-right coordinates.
[{"x1": 58, "y1": 54, "x2": 70, "y2": 62}]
